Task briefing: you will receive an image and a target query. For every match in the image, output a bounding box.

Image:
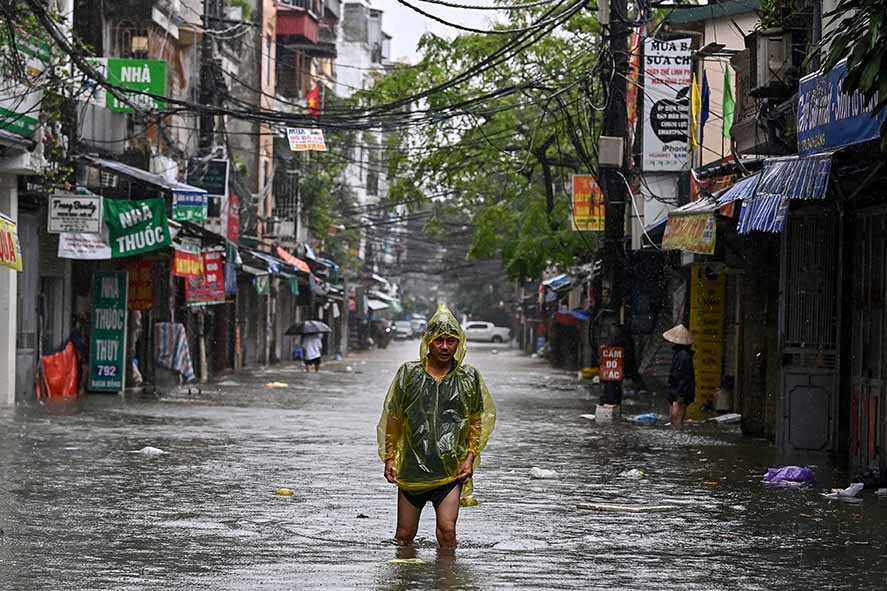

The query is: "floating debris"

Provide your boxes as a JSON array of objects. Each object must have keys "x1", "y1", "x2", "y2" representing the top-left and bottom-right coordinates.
[
  {"x1": 131, "y1": 446, "x2": 165, "y2": 457},
  {"x1": 529, "y1": 467, "x2": 559, "y2": 480},
  {"x1": 577, "y1": 503, "x2": 676, "y2": 513},
  {"x1": 388, "y1": 558, "x2": 425, "y2": 565},
  {"x1": 580, "y1": 414, "x2": 596, "y2": 421},
  {"x1": 619, "y1": 468, "x2": 646, "y2": 479},
  {"x1": 274, "y1": 488, "x2": 295, "y2": 497},
  {"x1": 265, "y1": 382, "x2": 289, "y2": 389}
]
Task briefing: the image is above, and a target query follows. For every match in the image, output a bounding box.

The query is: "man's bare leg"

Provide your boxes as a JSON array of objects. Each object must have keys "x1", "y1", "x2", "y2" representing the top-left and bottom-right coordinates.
[
  {"x1": 395, "y1": 490, "x2": 421, "y2": 544},
  {"x1": 670, "y1": 402, "x2": 686, "y2": 429},
  {"x1": 434, "y1": 483, "x2": 462, "y2": 549}
]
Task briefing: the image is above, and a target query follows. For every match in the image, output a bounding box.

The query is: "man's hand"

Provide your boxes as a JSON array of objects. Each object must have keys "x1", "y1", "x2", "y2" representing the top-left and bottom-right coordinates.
[
  {"x1": 384, "y1": 459, "x2": 397, "y2": 484},
  {"x1": 455, "y1": 453, "x2": 476, "y2": 481}
]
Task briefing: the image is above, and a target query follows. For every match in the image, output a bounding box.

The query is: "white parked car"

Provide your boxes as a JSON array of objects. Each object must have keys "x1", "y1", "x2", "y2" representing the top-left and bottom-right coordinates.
[
  {"x1": 462, "y1": 321, "x2": 511, "y2": 343},
  {"x1": 393, "y1": 320, "x2": 413, "y2": 339}
]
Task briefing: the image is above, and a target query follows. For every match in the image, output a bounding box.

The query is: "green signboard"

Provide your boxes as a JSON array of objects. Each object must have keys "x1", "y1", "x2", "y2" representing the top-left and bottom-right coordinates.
[
  {"x1": 88, "y1": 271, "x2": 128, "y2": 392},
  {"x1": 104, "y1": 198, "x2": 171, "y2": 258},
  {"x1": 0, "y1": 31, "x2": 51, "y2": 138},
  {"x1": 105, "y1": 58, "x2": 167, "y2": 113},
  {"x1": 172, "y1": 191, "x2": 208, "y2": 222}
]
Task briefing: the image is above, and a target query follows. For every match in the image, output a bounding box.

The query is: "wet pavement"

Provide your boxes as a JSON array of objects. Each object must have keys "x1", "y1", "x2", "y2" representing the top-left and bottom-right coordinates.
[{"x1": 1, "y1": 340, "x2": 886, "y2": 589}]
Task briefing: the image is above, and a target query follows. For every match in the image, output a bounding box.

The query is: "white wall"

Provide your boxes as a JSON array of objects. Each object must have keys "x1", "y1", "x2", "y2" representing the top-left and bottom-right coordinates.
[{"x1": 0, "y1": 175, "x2": 18, "y2": 406}]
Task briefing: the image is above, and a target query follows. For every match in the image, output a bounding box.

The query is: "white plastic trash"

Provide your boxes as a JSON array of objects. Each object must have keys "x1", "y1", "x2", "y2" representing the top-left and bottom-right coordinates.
[
  {"x1": 131, "y1": 446, "x2": 165, "y2": 457},
  {"x1": 580, "y1": 414, "x2": 596, "y2": 421},
  {"x1": 529, "y1": 467, "x2": 559, "y2": 480},
  {"x1": 619, "y1": 468, "x2": 646, "y2": 479}
]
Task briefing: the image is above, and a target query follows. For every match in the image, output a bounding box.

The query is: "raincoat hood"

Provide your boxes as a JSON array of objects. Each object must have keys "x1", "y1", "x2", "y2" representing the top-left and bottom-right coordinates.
[{"x1": 419, "y1": 303, "x2": 467, "y2": 366}]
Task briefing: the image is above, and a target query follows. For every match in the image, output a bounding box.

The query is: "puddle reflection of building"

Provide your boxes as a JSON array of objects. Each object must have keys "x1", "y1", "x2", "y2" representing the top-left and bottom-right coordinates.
[{"x1": 377, "y1": 545, "x2": 481, "y2": 591}]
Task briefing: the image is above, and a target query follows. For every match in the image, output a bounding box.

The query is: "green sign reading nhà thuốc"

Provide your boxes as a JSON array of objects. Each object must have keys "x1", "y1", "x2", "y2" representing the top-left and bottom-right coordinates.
[
  {"x1": 105, "y1": 58, "x2": 167, "y2": 113},
  {"x1": 88, "y1": 271, "x2": 128, "y2": 392},
  {"x1": 104, "y1": 198, "x2": 171, "y2": 258}
]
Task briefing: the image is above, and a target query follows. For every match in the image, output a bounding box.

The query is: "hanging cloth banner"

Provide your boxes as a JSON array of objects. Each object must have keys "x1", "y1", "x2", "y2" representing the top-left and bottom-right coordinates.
[
  {"x1": 104, "y1": 198, "x2": 171, "y2": 258},
  {"x1": 58, "y1": 229, "x2": 112, "y2": 260},
  {"x1": 186, "y1": 251, "x2": 226, "y2": 306},
  {"x1": 571, "y1": 175, "x2": 605, "y2": 231},
  {"x1": 286, "y1": 127, "x2": 327, "y2": 152},
  {"x1": 0, "y1": 213, "x2": 23, "y2": 271},
  {"x1": 127, "y1": 260, "x2": 154, "y2": 310},
  {"x1": 173, "y1": 239, "x2": 203, "y2": 278}
]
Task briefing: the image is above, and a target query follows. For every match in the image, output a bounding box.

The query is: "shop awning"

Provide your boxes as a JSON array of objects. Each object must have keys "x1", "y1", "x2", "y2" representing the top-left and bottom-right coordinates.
[
  {"x1": 717, "y1": 173, "x2": 760, "y2": 204},
  {"x1": 240, "y1": 264, "x2": 269, "y2": 276},
  {"x1": 82, "y1": 155, "x2": 208, "y2": 194},
  {"x1": 662, "y1": 197, "x2": 718, "y2": 255},
  {"x1": 275, "y1": 246, "x2": 311, "y2": 274},
  {"x1": 367, "y1": 299, "x2": 389, "y2": 311},
  {"x1": 542, "y1": 274, "x2": 572, "y2": 291},
  {"x1": 732, "y1": 153, "x2": 833, "y2": 234}
]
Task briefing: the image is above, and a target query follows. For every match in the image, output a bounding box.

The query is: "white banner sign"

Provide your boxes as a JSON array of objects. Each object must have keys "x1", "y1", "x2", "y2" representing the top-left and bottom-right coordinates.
[
  {"x1": 286, "y1": 127, "x2": 327, "y2": 152},
  {"x1": 642, "y1": 38, "x2": 692, "y2": 172},
  {"x1": 48, "y1": 194, "x2": 103, "y2": 234},
  {"x1": 58, "y1": 229, "x2": 112, "y2": 260}
]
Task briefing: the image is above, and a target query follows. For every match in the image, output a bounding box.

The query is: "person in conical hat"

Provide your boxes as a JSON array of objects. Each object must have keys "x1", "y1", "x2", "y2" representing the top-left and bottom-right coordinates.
[
  {"x1": 377, "y1": 303, "x2": 496, "y2": 549},
  {"x1": 663, "y1": 324, "x2": 695, "y2": 429}
]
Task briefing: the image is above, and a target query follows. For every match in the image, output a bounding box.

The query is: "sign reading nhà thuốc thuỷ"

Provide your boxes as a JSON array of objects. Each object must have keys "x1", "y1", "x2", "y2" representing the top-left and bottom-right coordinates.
[{"x1": 88, "y1": 271, "x2": 128, "y2": 392}]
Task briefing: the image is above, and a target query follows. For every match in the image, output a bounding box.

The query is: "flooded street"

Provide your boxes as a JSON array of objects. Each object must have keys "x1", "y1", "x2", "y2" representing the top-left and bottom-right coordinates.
[{"x1": 1, "y1": 341, "x2": 885, "y2": 590}]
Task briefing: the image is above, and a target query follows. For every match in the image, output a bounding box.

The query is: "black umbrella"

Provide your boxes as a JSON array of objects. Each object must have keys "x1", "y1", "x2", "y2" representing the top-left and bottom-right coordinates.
[{"x1": 285, "y1": 320, "x2": 332, "y2": 335}]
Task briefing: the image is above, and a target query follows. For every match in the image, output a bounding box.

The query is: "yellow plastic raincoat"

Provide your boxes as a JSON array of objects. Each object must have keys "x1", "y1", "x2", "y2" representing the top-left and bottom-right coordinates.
[{"x1": 377, "y1": 304, "x2": 496, "y2": 506}]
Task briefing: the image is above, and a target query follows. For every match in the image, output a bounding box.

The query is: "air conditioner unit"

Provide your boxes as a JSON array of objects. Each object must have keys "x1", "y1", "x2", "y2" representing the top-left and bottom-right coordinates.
[{"x1": 754, "y1": 29, "x2": 791, "y2": 89}]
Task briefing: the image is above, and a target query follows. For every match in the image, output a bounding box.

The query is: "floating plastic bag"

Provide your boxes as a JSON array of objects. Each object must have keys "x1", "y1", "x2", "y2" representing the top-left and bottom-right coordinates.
[
  {"x1": 529, "y1": 467, "x2": 559, "y2": 480},
  {"x1": 36, "y1": 342, "x2": 80, "y2": 401},
  {"x1": 762, "y1": 466, "x2": 815, "y2": 486},
  {"x1": 628, "y1": 413, "x2": 662, "y2": 426}
]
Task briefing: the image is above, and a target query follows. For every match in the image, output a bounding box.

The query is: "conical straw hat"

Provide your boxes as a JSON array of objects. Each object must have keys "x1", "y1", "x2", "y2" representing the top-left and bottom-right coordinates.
[{"x1": 663, "y1": 324, "x2": 693, "y2": 345}]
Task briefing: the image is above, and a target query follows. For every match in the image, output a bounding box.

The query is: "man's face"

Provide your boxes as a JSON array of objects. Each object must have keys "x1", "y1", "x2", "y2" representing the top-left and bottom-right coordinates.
[{"x1": 429, "y1": 335, "x2": 459, "y2": 364}]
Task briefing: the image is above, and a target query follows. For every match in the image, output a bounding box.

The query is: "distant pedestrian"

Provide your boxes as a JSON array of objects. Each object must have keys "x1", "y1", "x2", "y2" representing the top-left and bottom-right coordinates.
[
  {"x1": 300, "y1": 332, "x2": 323, "y2": 372},
  {"x1": 377, "y1": 304, "x2": 496, "y2": 550},
  {"x1": 663, "y1": 324, "x2": 694, "y2": 429}
]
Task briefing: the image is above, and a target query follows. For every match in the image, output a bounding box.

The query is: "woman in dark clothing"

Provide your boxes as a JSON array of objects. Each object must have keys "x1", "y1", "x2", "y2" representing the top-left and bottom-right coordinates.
[{"x1": 663, "y1": 324, "x2": 695, "y2": 429}]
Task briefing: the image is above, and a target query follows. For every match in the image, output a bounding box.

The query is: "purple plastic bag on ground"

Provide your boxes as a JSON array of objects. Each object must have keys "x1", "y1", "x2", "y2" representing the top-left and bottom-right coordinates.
[{"x1": 763, "y1": 466, "x2": 815, "y2": 484}]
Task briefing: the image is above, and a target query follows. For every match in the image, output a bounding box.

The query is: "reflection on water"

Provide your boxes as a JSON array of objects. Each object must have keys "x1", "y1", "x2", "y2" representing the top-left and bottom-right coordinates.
[{"x1": 0, "y1": 341, "x2": 885, "y2": 590}]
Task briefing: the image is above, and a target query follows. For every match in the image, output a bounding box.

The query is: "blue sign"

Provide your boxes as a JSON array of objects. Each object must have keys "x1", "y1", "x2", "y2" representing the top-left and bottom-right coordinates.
[{"x1": 797, "y1": 60, "x2": 887, "y2": 156}]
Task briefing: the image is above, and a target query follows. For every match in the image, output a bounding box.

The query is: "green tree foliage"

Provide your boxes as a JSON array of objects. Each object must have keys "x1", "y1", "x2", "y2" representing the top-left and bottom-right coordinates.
[
  {"x1": 820, "y1": 0, "x2": 887, "y2": 142},
  {"x1": 362, "y1": 7, "x2": 603, "y2": 280}
]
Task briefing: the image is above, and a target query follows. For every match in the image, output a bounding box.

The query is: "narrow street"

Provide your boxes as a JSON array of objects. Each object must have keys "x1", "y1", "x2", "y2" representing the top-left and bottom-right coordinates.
[{"x1": 1, "y1": 342, "x2": 885, "y2": 590}]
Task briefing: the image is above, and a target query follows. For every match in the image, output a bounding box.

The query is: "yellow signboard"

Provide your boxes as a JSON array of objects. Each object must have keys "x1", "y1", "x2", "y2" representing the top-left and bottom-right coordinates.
[
  {"x1": 571, "y1": 174, "x2": 605, "y2": 231},
  {"x1": 0, "y1": 213, "x2": 22, "y2": 271},
  {"x1": 662, "y1": 214, "x2": 716, "y2": 255},
  {"x1": 688, "y1": 264, "x2": 725, "y2": 418}
]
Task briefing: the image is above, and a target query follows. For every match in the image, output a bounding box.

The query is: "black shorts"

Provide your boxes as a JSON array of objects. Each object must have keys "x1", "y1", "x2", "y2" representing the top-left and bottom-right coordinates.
[
  {"x1": 401, "y1": 480, "x2": 461, "y2": 510},
  {"x1": 304, "y1": 357, "x2": 320, "y2": 367}
]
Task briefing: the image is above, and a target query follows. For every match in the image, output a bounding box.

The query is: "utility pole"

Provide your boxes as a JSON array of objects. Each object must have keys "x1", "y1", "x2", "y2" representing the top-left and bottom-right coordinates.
[{"x1": 596, "y1": 0, "x2": 631, "y2": 406}]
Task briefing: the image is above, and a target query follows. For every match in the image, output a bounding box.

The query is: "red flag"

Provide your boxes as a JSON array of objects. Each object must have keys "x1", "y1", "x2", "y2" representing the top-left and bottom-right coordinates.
[{"x1": 307, "y1": 83, "x2": 321, "y2": 117}]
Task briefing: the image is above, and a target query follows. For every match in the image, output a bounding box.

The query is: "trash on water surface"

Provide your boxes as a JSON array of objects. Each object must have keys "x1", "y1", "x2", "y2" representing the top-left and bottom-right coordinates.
[
  {"x1": 529, "y1": 467, "x2": 559, "y2": 480},
  {"x1": 822, "y1": 482, "x2": 864, "y2": 501},
  {"x1": 389, "y1": 558, "x2": 425, "y2": 565},
  {"x1": 709, "y1": 413, "x2": 742, "y2": 424},
  {"x1": 875, "y1": 488, "x2": 887, "y2": 497},
  {"x1": 703, "y1": 480, "x2": 720, "y2": 486},
  {"x1": 577, "y1": 503, "x2": 676, "y2": 513},
  {"x1": 356, "y1": 513, "x2": 370, "y2": 519},
  {"x1": 131, "y1": 446, "x2": 165, "y2": 457},
  {"x1": 580, "y1": 414, "x2": 596, "y2": 421},
  {"x1": 345, "y1": 366, "x2": 354, "y2": 373},
  {"x1": 619, "y1": 468, "x2": 646, "y2": 479},
  {"x1": 265, "y1": 382, "x2": 289, "y2": 389},
  {"x1": 274, "y1": 488, "x2": 295, "y2": 496},
  {"x1": 762, "y1": 466, "x2": 815, "y2": 486},
  {"x1": 628, "y1": 413, "x2": 662, "y2": 426}
]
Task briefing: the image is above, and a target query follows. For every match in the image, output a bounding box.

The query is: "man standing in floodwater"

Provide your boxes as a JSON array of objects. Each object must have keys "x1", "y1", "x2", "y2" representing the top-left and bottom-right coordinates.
[{"x1": 378, "y1": 304, "x2": 496, "y2": 549}]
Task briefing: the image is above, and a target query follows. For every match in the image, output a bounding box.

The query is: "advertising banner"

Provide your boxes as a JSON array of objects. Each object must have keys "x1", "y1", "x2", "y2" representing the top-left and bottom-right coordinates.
[
  {"x1": 642, "y1": 38, "x2": 692, "y2": 171},
  {"x1": 173, "y1": 239, "x2": 203, "y2": 278},
  {"x1": 127, "y1": 260, "x2": 154, "y2": 311},
  {"x1": 571, "y1": 175, "x2": 605, "y2": 231},
  {"x1": 797, "y1": 60, "x2": 887, "y2": 156},
  {"x1": 286, "y1": 127, "x2": 327, "y2": 151},
  {"x1": 186, "y1": 251, "x2": 225, "y2": 305},
  {"x1": 688, "y1": 264, "x2": 725, "y2": 418},
  {"x1": 0, "y1": 31, "x2": 50, "y2": 138},
  {"x1": 48, "y1": 194, "x2": 103, "y2": 234},
  {"x1": 58, "y1": 229, "x2": 112, "y2": 260},
  {"x1": 226, "y1": 191, "x2": 240, "y2": 244},
  {"x1": 662, "y1": 214, "x2": 716, "y2": 255},
  {"x1": 104, "y1": 198, "x2": 171, "y2": 258},
  {"x1": 172, "y1": 191, "x2": 208, "y2": 223},
  {"x1": 0, "y1": 213, "x2": 22, "y2": 271},
  {"x1": 105, "y1": 58, "x2": 167, "y2": 113},
  {"x1": 88, "y1": 271, "x2": 128, "y2": 392}
]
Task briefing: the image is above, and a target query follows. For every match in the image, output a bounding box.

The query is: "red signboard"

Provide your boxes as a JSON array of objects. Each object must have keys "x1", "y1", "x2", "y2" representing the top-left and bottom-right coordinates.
[
  {"x1": 173, "y1": 247, "x2": 203, "y2": 278},
  {"x1": 185, "y1": 251, "x2": 225, "y2": 306},
  {"x1": 127, "y1": 260, "x2": 153, "y2": 310},
  {"x1": 599, "y1": 346, "x2": 625, "y2": 382},
  {"x1": 226, "y1": 191, "x2": 240, "y2": 244}
]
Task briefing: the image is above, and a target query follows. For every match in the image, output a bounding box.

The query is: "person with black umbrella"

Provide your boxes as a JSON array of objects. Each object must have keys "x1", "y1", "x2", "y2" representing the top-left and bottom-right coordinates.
[{"x1": 286, "y1": 320, "x2": 331, "y2": 372}]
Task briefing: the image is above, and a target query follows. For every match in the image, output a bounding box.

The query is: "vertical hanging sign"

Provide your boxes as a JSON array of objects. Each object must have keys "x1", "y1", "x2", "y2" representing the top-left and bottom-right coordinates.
[
  {"x1": 571, "y1": 175, "x2": 605, "y2": 231},
  {"x1": 642, "y1": 38, "x2": 692, "y2": 171},
  {"x1": 88, "y1": 271, "x2": 128, "y2": 392}
]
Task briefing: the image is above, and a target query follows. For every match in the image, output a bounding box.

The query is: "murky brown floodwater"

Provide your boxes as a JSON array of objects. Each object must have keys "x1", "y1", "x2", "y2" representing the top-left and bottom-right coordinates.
[{"x1": 1, "y1": 340, "x2": 884, "y2": 589}]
